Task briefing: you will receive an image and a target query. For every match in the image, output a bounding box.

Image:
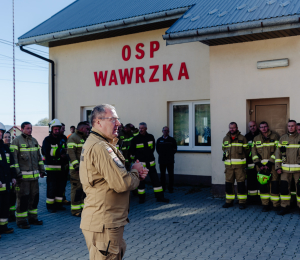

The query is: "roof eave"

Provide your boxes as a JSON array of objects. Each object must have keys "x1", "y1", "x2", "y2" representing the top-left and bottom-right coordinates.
[
  {"x1": 17, "y1": 7, "x2": 190, "y2": 47},
  {"x1": 164, "y1": 15, "x2": 300, "y2": 46}
]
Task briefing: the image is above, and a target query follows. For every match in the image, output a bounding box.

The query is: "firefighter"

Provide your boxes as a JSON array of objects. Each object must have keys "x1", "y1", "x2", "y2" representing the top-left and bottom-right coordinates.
[
  {"x1": 252, "y1": 121, "x2": 280, "y2": 212},
  {"x1": 130, "y1": 122, "x2": 169, "y2": 204},
  {"x1": 222, "y1": 122, "x2": 249, "y2": 209},
  {"x1": 275, "y1": 120, "x2": 300, "y2": 215},
  {"x1": 118, "y1": 123, "x2": 139, "y2": 170},
  {"x1": 42, "y1": 119, "x2": 67, "y2": 213},
  {"x1": 67, "y1": 121, "x2": 90, "y2": 217},
  {"x1": 60, "y1": 123, "x2": 70, "y2": 206},
  {"x1": 0, "y1": 123, "x2": 16, "y2": 236},
  {"x1": 245, "y1": 121, "x2": 260, "y2": 204},
  {"x1": 3, "y1": 131, "x2": 17, "y2": 222},
  {"x1": 11, "y1": 122, "x2": 45, "y2": 229},
  {"x1": 79, "y1": 104, "x2": 148, "y2": 260}
]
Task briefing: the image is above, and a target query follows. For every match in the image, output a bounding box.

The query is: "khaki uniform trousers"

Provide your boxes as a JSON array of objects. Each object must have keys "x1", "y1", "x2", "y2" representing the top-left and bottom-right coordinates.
[
  {"x1": 280, "y1": 172, "x2": 300, "y2": 208},
  {"x1": 82, "y1": 226, "x2": 126, "y2": 260},
  {"x1": 16, "y1": 180, "x2": 39, "y2": 224},
  {"x1": 225, "y1": 168, "x2": 247, "y2": 204},
  {"x1": 259, "y1": 168, "x2": 280, "y2": 208}
]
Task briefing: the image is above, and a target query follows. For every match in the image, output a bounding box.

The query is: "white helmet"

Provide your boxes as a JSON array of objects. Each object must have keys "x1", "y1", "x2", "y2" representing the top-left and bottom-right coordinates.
[
  {"x1": 0, "y1": 122, "x2": 5, "y2": 134},
  {"x1": 48, "y1": 119, "x2": 62, "y2": 132}
]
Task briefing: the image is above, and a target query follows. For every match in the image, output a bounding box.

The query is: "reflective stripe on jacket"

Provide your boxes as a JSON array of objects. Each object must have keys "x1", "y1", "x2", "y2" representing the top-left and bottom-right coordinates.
[
  {"x1": 79, "y1": 128, "x2": 140, "y2": 232},
  {"x1": 11, "y1": 134, "x2": 45, "y2": 180},
  {"x1": 67, "y1": 130, "x2": 86, "y2": 176},
  {"x1": 275, "y1": 132, "x2": 300, "y2": 173},
  {"x1": 252, "y1": 131, "x2": 279, "y2": 171},
  {"x1": 222, "y1": 131, "x2": 249, "y2": 169}
]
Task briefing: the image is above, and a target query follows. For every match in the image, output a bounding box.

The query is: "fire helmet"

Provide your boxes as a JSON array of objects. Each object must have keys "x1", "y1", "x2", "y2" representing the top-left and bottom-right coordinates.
[{"x1": 48, "y1": 119, "x2": 62, "y2": 132}]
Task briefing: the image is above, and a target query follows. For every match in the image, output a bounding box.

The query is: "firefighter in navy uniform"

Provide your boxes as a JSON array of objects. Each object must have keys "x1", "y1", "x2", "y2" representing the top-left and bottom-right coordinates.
[
  {"x1": 3, "y1": 131, "x2": 17, "y2": 222},
  {"x1": 42, "y1": 119, "x2": 67, "y2": 213},
  {"x1": 130, "y1": 122, "x2": 169, "y2": 204},
  {"x1": 0, "y1": 122, "x2": 16, "y2": 236},
  {"x1": 222, "y1": 122, "x2": 249, "y2": 210},
  {"x1": 118, "y1": 123, "x2": 139, "y2": 170},
  {"x1": 245, "y1": 121, "x2": 260, "y2": 204}
]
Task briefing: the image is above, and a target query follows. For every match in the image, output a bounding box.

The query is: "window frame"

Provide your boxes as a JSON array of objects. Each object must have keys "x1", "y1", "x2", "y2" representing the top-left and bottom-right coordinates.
[{"x1": 169, "y1": 100, "x2": 211, "y2": 152}]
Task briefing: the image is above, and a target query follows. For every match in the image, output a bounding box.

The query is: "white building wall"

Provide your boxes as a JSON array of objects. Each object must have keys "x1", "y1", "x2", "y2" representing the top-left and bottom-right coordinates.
[{"x1": 49, "y1": 28, "x2": 211, "y2": 180}]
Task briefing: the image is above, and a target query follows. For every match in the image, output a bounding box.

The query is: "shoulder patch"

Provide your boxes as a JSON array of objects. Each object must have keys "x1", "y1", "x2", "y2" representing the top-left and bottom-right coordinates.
[
  {"x1": 107, "y1": 147, "x2": 113, "y2": 153},
  {"x1": 224, "y1": 141, "x2": 229, "y2": 144},
  {"x1": 21, "y1": 144, "x2": 26, "y2": 147},
  {"x1": 113, "y1": 157, "x2": 124, "y2": 168},
  {"x1": 256, "y1": 141, "x2": 261, "y2": 144}
]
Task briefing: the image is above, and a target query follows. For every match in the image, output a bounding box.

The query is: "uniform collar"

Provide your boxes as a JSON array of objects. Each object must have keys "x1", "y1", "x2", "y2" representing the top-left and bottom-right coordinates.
[
  {"x1": 288, "y1": 131, "x2": 298, "y2": 137},
  {"x1": 91, "y1": 127, "x2": 118, "y2": 146},
  {"x1": 226, "y1": 131, "x2": 240, "y2": 138},
  {"x1": 22, "y1": 133, "x2": 32, "y2": 139}
]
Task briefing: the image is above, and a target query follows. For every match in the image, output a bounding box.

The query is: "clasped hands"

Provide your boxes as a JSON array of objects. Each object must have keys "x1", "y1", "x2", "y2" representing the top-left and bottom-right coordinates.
[{"x1": 131, "y1": 160, "x2": 149, "y2": 181}]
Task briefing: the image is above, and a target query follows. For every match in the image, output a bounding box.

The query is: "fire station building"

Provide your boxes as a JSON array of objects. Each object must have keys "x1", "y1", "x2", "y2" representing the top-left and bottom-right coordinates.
[{"x1": 18, "y1": 0, "x2": 300, "y2": 195}]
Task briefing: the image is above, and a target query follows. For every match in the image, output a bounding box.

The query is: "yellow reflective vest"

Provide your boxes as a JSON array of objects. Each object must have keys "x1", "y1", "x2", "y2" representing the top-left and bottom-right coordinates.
[
  {"x1": 275, "y1": 132, "x2": 300, "y2": 173},
  {"x1": 79, "y1": 128, "x2": 140, "y2": 231},
  {"x1": 222, "y1": 131, "x2": 249, "y2": 169},
  {"x1": 11, "y1": 134, "x2": 45, "y2": 180},
  {"x1": 252, "y1": 131, "x2": 279, "y2": 171}
]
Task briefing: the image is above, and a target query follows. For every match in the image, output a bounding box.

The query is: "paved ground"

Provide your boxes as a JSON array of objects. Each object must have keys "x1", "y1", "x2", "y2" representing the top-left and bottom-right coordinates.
[{"x1": 1, "y1": 179, "x2": 300, "y2": 260}]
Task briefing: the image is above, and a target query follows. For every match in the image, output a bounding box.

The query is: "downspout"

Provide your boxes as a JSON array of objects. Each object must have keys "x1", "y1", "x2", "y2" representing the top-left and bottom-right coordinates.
[{"x1": 20, "y1": 46, "x2": 55, "y2": 119}]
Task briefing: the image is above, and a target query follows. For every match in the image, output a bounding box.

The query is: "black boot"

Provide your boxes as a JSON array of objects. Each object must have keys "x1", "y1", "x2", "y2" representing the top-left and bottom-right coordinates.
[
  {"x1": 29, "y1": 219, "x2": 43, "y2": 225},
  {"x1": 277, "y1": 206, "x2": 290, "y2": 216},
  {"x1": 262, "y1": 204, "x2": 270, "y2": 212},
  {"x1": 222, "y1": 203, "x2": 233, "y2": 208},
  {"x1": 239, "y1": 204, "x2": 246, "y2": 210},
  {"x1": 156, "y1": 192, "x2": 169, "y2": 203},
  {"x1": 17, "y1": 220, "x2": 30, "y2": 229},
  {"x1": 8, "y1": 215, "x2": 16, "y2": 222},
  {"x1": 0, "y1": 225, "x2": 14, "y2": 234}
]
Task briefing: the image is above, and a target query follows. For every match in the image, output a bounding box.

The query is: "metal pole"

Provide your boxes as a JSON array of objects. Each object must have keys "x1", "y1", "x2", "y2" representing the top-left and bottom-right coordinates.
[{"x1": 13, "y1": 0, "x2": 16, "y2": 138}]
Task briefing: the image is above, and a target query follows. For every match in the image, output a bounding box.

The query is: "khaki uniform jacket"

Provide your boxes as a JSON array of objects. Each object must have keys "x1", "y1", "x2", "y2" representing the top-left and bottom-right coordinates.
[
  {"x1": 11, "y1": 134, "x2": 45, "y2": 180},
  {"x1": 252, "y1": 131, "x2": 279, "y2": 172},
  {"x1": 222, "y1": 131, "x2": 249, "y2": 169},
  {"x1": 67, "y1": 130, "x2": 86, "y2": 179},
  {"x1": 275, "y1": 132, "x2": 300, "y2": 173},
  {"x1": 79, "y1": 128, "x2": 140, "y2": 232}
]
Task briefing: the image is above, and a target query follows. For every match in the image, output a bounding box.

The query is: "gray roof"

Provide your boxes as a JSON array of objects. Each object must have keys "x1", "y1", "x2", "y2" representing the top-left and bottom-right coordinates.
[
  {"x1": 19, "y1": 0, "x2": 197, "y2": 40},
  {"x1": 166, "y1": 0, "x2": 300, "y2": 34}
]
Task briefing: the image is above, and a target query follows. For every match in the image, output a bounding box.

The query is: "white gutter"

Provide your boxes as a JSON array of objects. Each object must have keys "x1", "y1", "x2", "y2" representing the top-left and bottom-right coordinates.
[
  {"x1": 17, "y1": 7, "x2": 190, "y2": 46},
  {"x1": 163, "y1": 15, "x2": 300, "y2": 40}
]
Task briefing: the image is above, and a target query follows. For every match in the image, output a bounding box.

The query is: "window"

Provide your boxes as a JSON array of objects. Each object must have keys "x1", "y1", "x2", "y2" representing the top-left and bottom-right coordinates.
[
  {"x1": 82, "y1": 106, "x2": 94, "y2": 123},
  {"x1": 169, "y1": 101, "x2": 211, "y2": 151}
]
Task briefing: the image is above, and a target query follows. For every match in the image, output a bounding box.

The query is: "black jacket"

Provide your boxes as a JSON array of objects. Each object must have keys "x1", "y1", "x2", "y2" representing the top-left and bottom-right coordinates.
[
  {"x1": 0, "y1": 139, "x2": 16, "y2": 189},
  {"x1": 42, "y1": 134, "x2": 67, "y2": 169},
  {"x1": 156, "y1": 136, "x2": 177, "y2": 164},
  {"x1": 130, "y1": 132, "x2": 155, "y2": 163}
]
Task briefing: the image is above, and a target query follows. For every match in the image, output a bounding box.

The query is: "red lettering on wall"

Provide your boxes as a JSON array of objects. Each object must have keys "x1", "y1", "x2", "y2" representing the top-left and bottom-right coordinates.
[
  {"x1": 135, "y1": 43, "x2": 145, "y2": 60},
  {"x1": 178, "y1": 62, "x2": 189, "y2": 80},
  {"x1": 149, "y1": 65, "x2": 159, "y2": 82},
  {"x1": 163, "y1": 64, "x2": 173, "y2": 81},
  {"x1": 119, "y1": 68, "x2": 134, "y2": 84},
  {"x1": 136, "y1": 67, "x2": 145, "y2": 83},
  {"x1": 94, "y1": 71, "x2": 108, "y2": 87},
  {"x1": 108, "y1": 70, "x2": 118, "y2": 85},
  {"x1": 150, "y1": 41, "x2": 160, "y2": 58},
  {"x1": 122, "y1": 45, "x2": 131, "y2": 61}
]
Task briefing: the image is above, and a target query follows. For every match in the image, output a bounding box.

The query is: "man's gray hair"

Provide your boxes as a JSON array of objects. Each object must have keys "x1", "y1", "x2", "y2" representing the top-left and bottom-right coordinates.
[
  {"x1": 139, "y1": 122, "x2": 147, "y2": 128},
  {"x1": 90, "y1": 104, "x2": 115, "y2": 126}
]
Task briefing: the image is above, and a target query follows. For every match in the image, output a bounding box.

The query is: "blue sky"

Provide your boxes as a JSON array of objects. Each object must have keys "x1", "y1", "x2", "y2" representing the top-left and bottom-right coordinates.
[{"x1": 0, "y1": 0, "x2": 74, "y2": 126}]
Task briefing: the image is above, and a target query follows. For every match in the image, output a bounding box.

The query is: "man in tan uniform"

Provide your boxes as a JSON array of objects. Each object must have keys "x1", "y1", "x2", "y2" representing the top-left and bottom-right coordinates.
[{"x1": 80, "y1": 104, "x2": 148, "y2": 260}]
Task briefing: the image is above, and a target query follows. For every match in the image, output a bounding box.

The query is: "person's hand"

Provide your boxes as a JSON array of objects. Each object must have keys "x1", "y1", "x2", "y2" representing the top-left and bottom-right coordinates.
[
  {"x1": 12, "y1": 178, "x2": 16, "y2": 186},
  {"x1": 277, "y1": 169, "x2": 282, "y2": 174},
  {"x1": 40, "y1": 172, "x2": 45, "y2": 178},
  {"x1": 138, "y1": 168, "x2": 149, "y2": 181}
]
